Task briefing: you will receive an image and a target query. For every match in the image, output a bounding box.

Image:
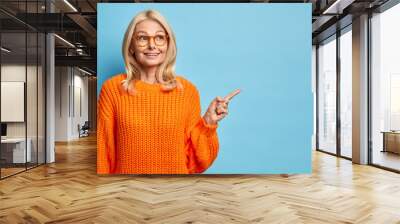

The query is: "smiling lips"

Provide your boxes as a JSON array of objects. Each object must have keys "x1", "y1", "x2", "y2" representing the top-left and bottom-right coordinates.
[{"x1": 144, "y1": 52, "x2": 160, "y2": 57}]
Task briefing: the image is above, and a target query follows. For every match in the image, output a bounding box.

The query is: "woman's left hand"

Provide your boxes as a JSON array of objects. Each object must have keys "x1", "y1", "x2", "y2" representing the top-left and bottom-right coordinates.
[{"x1": 203, "y1": 89, "x2": 241, "y2": 125}]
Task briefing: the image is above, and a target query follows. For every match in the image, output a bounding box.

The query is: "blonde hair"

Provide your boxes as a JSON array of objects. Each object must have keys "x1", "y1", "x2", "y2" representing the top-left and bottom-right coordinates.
[{"x1": 121, "y1": 9, "x2": 182, "y2": 94}]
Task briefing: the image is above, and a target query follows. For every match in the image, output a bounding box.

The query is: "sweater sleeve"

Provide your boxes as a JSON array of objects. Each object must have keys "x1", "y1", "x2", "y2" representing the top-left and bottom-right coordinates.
[
  {"x1": 97, "y1": 81, "x2": 116, "y2": 174},
  {"x1": 185, "y1": 87, "x2": 219, "y2": 174}
]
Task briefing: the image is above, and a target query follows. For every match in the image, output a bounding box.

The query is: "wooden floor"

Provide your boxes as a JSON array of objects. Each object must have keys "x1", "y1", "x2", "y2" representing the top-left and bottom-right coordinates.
[
  {"x1": 0, "y1": 167, "x2": 26, "y2": 178},
  {"x1": 1, "y1": 135, "x2": 400, "y2": 223},
  {"x1": 1, "y1": 163, "x2": 45, "y2": 178}
]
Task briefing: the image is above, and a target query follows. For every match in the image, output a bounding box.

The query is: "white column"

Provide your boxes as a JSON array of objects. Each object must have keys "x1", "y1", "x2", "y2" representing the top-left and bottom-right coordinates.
[
  {"x1": 46, "y1": 33, "x2": 55, "y2": 163},
  {"x1": 352, "y1": 14, "x2": 369, "y2": 164},
  {"x1": 45, "y1": 1, "x2": 55, "y2": 163}
]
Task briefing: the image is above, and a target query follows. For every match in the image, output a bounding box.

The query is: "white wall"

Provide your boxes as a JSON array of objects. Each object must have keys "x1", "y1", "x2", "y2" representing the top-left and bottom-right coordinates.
[
  {"x1": 55, "y1": 66, "x2": 70, "y2": 141},
  {"x1": 55, "y1": 67, "x2": 89, "y2": 141},
  {"x1": 1, "y1": 65, "x2": 25, "y2": 129},
  {"x1": 1, "y1": 65, "x2": 39, "y2": 137},
  {"x1": 71, "y1": 71, "x2": 89, "y2": 138}
]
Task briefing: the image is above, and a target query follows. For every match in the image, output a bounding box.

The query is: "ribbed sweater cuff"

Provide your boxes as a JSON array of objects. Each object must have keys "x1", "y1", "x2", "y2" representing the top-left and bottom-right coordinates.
[
  {"x1": 97, "y1": 167, "x2": 110, "y2": 175},
  {"x1": 199, "y1": 117, "x2": 218, "y2": 136}
]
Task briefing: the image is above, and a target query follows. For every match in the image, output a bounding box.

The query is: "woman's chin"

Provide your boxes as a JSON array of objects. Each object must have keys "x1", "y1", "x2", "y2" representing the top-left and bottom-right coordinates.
[{"x1": 141, "y1": 61, "x2": 163, "y2": 68}]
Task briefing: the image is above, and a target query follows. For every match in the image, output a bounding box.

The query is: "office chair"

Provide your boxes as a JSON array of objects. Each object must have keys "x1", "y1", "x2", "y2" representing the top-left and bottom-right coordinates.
[{"x1": 79, "y1": 121, "x2": 90, "y2": 138}]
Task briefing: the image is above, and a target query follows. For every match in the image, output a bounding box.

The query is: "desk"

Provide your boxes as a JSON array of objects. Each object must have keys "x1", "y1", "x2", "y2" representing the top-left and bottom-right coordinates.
[
  {"x1": 381, "y1": 131, "x2": 400, "y2": 154},
  {"x1": 1, "y1": 138, "x2": 31, "y2": 163}
]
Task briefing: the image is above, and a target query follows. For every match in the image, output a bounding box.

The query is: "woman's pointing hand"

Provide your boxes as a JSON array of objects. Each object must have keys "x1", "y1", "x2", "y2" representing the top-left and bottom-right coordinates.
[{"x1": 203, "y1": 89, "x2": 241, "y2": 125}]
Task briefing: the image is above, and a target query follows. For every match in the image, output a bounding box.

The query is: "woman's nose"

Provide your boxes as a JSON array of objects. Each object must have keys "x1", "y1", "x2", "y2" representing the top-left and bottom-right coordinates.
[{"x1": 148, "y1": 38, "x2": 156, "y2": 49}]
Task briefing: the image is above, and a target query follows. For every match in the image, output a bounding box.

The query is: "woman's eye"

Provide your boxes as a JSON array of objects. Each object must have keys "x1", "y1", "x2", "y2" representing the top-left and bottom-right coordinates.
[
  {"x1": 138, "y1": 36, "x2": 147, "y2": 41},
  {"x1": 155, "y1": 35, "x2": 165, "y2": 41}
]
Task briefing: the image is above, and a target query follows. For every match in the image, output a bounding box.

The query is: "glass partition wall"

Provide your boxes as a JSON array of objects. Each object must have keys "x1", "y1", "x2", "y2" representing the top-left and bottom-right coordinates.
[
  {"x1": 0, "y1": 1, "x2": 46, "y2": 179},
  {"x1": 316, "y1": 0, "x2": 400, "y2": 173},
  {"x1": 316, "y1": 0, "x2": 400, "y2": 172},
  {"x1": 339, "y1": 27, "x2": 352, "y2": 159},
  {"x1": 317, "y1": 35, "x2": 337, "y2": 155},
  {"x1": 370, "y1": 3, "x2": 400, "y2": 171},
  {"x1": 316, "y1": 26, "x2": 353, "y2": 159}
]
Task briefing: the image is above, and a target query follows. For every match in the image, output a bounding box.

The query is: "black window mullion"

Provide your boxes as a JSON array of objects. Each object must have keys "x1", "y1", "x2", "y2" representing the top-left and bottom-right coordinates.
[
  {"x1": 316, "y1": 44, "x2": 320, "y2": 151},
  {"x1": 336, "y1": 29, "x2": 341, "y2": 157},
  {"x1": 0, "y1": 23, "x2": 2, "y2": 179},
  {"x1": 25, "y1": 0, "x2": 28, "y2": 171},
  {"x1": 367, "y1": 11, "x2": 373, "y2": 165},
  {"x1": 36, "y1": 0, "x2": 39, "y2": 167},
  {"x1": 44, "y1": 0, "x2": 48, "y2": 165}
]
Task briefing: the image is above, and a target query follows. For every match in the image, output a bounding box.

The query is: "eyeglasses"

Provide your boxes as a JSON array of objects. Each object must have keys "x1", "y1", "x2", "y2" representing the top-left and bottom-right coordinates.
[{"x1": 134, "y1": 34, "x2": 168, "y2": 47}]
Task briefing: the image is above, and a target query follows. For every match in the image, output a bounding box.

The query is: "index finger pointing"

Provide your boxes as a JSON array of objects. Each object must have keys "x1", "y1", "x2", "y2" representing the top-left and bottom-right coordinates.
[{"x1": 224, "y1": 89, "x2": 241, "y2": 102}]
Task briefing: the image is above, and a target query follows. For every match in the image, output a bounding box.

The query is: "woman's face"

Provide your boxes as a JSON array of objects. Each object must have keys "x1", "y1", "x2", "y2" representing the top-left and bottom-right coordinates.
[{"x1": 130, "y1": 19, "x2": 168, "y2": 69}]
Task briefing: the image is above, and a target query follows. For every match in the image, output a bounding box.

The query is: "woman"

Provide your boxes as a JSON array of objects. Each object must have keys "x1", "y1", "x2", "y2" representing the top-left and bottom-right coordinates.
[{"x1": 97, "y1": 9, "x2": 240, "y2": 174}]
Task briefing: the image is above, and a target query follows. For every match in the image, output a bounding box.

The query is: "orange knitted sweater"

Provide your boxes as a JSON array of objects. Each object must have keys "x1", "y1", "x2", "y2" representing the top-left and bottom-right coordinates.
[{"x1": 97, "y1": 74, "x2": 219, "y2": 174}]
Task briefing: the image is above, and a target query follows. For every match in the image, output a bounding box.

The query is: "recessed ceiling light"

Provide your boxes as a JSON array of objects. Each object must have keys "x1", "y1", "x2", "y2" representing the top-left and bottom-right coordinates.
[
  {"x1": 63, "y1": 0, "x2": 78, "y2": 12},
  {"x1": 54, "y1": 34, "x2": 75, "y2": 48},
  {"x1": 77, "y1": 67, "x2": 93, "y2": 76}
]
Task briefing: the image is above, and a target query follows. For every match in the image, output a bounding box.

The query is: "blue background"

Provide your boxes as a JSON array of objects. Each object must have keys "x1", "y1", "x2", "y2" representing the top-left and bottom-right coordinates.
[{"x1": 98, "y1": 3, "x2": 312, "y2": 174}]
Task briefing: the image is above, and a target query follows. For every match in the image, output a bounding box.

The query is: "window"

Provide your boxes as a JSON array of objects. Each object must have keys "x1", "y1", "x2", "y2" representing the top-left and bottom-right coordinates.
[
  {"x1": 339, "y1": 28, "x2": 352, "y2": 158},
  {"x1": 371, "y1": 2, "x2": 400, "y2": 171},
  {"x1": 317, "y1": 35, "x2": 337, "y2": 154}
]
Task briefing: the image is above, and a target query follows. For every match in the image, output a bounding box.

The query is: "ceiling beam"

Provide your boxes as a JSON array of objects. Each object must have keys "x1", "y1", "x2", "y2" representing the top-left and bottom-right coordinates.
[
  {"x1": 55, "y1": 55, "x2": 96, "y2": 72},
  {"x1": 323, "y1": 0, "x2": 356, "y2": 14}
]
